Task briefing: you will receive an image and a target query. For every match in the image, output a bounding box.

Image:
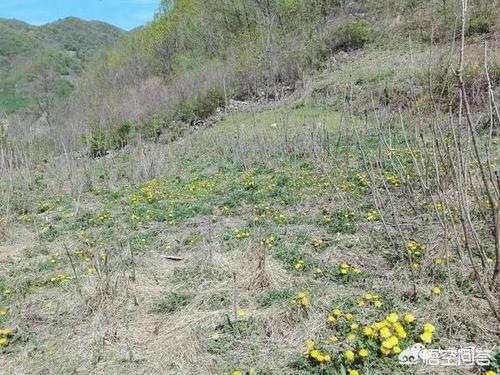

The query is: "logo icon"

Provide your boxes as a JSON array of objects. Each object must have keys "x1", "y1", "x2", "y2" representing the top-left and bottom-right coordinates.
[{"x1": 398, "y1": 343, "x2": 426, "y2": 364}]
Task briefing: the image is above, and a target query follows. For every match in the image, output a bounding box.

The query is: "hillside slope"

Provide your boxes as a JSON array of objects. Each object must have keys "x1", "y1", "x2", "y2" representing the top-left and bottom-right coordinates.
[{"x1": 0, "y1": 17, "x2": 125, "y2": 114}]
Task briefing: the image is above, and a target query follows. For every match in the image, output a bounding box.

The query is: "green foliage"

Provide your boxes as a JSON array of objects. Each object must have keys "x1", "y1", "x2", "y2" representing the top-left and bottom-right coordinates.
[
  {"x1": 259, "y1": 289, "x2": 294, "y2": 307},
  {"x1": 151, "y1": 291, "x2": 190, "y2": 313},
  {"x1": 334, "y1": 20, "x2": 372, "y2": 51},
  {"x1": 83, "y1": 121, "x2": 133, "y2": 157},
  {"x1": 467, "y1": 8, "x2": 496, "y2": 35},
  {"x1": 0, "y1": 89, "x2": 29, "y2": 113},
  {"x1": 174, "y1": 87, "x2": 225, "y2": 122},
  {"x1": 0, "y1": 17, "x2": 125, "y2": 113}
]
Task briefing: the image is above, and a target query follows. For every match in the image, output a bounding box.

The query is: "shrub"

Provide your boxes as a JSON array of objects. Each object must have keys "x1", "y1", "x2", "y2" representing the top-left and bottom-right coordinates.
[
  {"x1": 334, "y1": 20, "x2": 371, "y2": 51},
  {"x1": 83, "y1": 121, "x2": 133, "y2": 157},
  {"x1": 173, "y1": 86, "x2": 225, "y2": 123},
  {"x1": 194, "y1": 86, "x2": 225, "y2": 119},
  {"x1": 466, "y1": 8, "x2": 496, "y2": 35},
  {"x1": 141, "y1": 112, "x2": 171, "y2": 139}
]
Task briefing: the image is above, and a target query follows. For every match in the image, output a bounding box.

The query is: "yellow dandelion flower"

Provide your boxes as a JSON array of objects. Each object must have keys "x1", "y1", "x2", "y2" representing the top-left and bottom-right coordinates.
[
  {"x1": 0, "y1": 328, "x2": 12, "y2": 336},
  {"x1": 327, "y1": 315, "x2": 336, "y2": 323},
  {"x1": 310, "y1": 349, "x2": 319, "y2": 359},
  {"x1": 374, "y1": 300, "x2": 383, "y2": 308},
  {"x1": 379, "y1": 327, "x2": 391, "y2": 339},
  {"x1": 363, "y1": 326, "x2": 374, "y2": 336},
  {"x1": 387, "y1": 312, "x2": 399, "y2": 323},
  {"x1": 333, "y1": 308, "x2": 342, "y2": 316},
  {"x1": 394, "y1": 322, "x2": 407, "y2": 338},
  {"x1": 393, "y1": 346, "x2": 401, "y2": 354},
  {"x1": 423, "y1": 323, "x2": 435, "y2": 333},
  {"x1": 348, "y1": 370, "x2": 359, "y2": 375},
  {"x1": 432, "y1": 287, "x2": 442, "y2": 295},
  {"x1": 420, "y1": 331, "x2": 433, "y2": 343},
  {"x1": 237, "y1": 308, "x2": 246, "y2": 317},
  {"x1": 0, "y1": 337, "x2": 7, "y2": 346},
  {"x1": 345, "y1": 313, "x2": 354, "y2": 320},
  {"x1": 329, "y1": 335, "x2": 339, "y2": 343},
  {"x1": 344, "y1": 350, "x2": 355, "y2": 362},
  {"x1": 347, "y1": 333, "x2": 356, "y2": 341},
  {"x1": 382, "y1": 336, "x2": 398, "y2": 349},
  {"x1": 403, "y1": 314, "x2": 415, "y2": 323},
  {"x1": 305, "y1": 339, "x2": 315, "y2": 349},
  {"x1": 359, "y1": 348, "x2": 369, "y2": 358}
]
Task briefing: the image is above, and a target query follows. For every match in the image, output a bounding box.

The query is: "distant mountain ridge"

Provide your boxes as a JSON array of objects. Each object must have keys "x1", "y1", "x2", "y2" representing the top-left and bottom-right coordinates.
[{"x1": 0, "y1": 17, "x2": 126, "y2": 114}]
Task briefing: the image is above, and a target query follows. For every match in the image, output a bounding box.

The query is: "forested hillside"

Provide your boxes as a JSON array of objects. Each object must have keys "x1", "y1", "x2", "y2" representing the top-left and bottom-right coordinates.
[{"x1": 0, "y1": 17, "x2": 125, "y2": 114}]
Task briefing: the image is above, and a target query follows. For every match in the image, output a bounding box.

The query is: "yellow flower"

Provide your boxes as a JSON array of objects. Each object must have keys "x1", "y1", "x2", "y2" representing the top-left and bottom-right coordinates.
[
  {"x1": 345, "y1": 313, "x2": 354, "y2": 320},
  {"x1": 348, "y1": 370, "x2": 359, "y2": 375},
  {"x1": 374, "y1": 300, "x2": 383, "y2": 308},
  {"x1": 310, "y1": 349, "x2": 319, "y2": 359},
  {"x1": 386, "y1": 312, "x2": 399, "y2": 323},
  {"x1": 347, "y1": 333, "x2": 356, "y2": 341},
  {"x1": 382, "y1": 336, "x2": 399, "y2": 349},
  {"x1": 359, "y1": 348, "x2": 369, "y2": 358},
  {"x1": 329, "y1": 335, "x2": 339, "y2": 343},
  {"x1": 327, "y1": 315, "x2": 336, "y2": 323},
  {"x1": 393, "y1": 346, "x2": 401, "y2": 354},
  {"x1": 363, "y1": 326, "x2": 374, "y2": 336},
  {"x1": 0, "y1": 328, "x2": 12, "y2": 336},
  {"x1": 432, "y1": 287, "x2": 442, "y2": 295},
  {"x1": 420, "y1": 331, "x2": 433, "y2": 343},
  {"x1": 353, "y1": 267, "x2": 362, "y2": 274},
  {"x1": 485, "y1": 371, "x2": 496, "y2": 375},
  {"x1": 394, "y1": 322, "x2": 407, "y2": 338},
  {"x1": 379, "y1": 327, "x2": 391, "y2": 339},
  {"x1": 333, "y1": 308, "x2": 342, "y2": 316},
  {"x1": 237, "y1": 308, "x2": 246, "y2": 317},
  {"x1": 404, "y1": 314, "x2": 415, "y2": 323},
  {"x1": 305, "y1": 339, "x2": 315, "y2": 349},
  {"x1": 363, "y1": 293, "x2": 373, "y2": 300},
  {"x1": 423, "y1": 323, "x2": 435, "y2": 333},
  {"x1": 0, "y1": 337, "x2": 7, "y2": 346},
  {"x1": 233, "y1": 371, "x2": 242, "y2": 375},
  {"x1": 350, "y1": 323, "x2": 359, "y2": 330},
  {"x1": 380, "y1": 346, "x2": 391, "y2": 355},
  {"x1": 295, "y1": 260, "x2": 304, "y2": 271},
  {"x1": 344, "y1": 350, "x2": 355, "y2": 362},
  {"x1": 0, "y1": 310, "x2": 6, "y2": 317},
  {"x1": 211, "y1": 332, "x2": 220, "y2": 340},
  {"x1": 324, "y1": 354, "x2": 331, "y2": 362}
]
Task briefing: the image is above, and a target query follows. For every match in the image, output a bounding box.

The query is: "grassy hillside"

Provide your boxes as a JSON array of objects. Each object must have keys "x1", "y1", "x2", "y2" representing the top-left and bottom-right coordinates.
[
  {"x1": 0, "y1": 17, "x2": 125, "y2": 114},
  {"x1": 0, "y1": 1, "x2": 500, "y2": 374}
]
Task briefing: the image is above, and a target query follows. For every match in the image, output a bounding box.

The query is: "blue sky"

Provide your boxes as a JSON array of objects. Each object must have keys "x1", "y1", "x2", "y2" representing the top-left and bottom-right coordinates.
[{"x1": 0, "y1": 0, "x2": 160, "y2": 30}]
